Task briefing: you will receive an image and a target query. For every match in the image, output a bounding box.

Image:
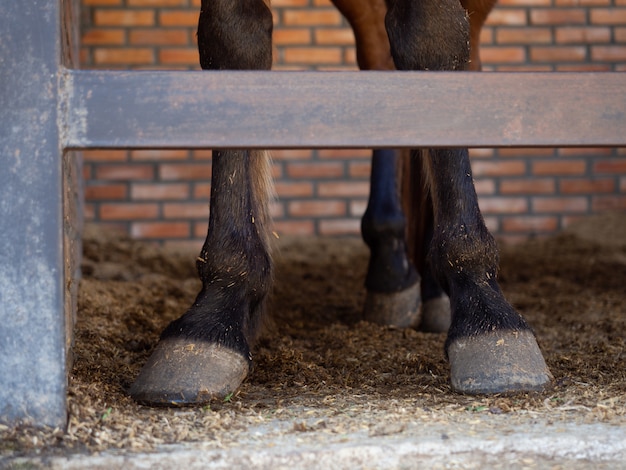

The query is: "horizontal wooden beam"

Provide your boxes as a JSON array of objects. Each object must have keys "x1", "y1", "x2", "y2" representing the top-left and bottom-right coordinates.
[{"x1": 62, "y1": 70, "x2": 626, "y2": 149}]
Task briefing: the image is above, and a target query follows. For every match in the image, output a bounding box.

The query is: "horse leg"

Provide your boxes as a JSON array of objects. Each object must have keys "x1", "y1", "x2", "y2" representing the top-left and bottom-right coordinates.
[
  {"x1": 402, "y1": 151, "x2": 451, "y2": 332},
  {"x1": 404, "y1": 0, "x2": 496, "y2": 331},
  {"x1": 361, "y1": 149, "x2": 421, "y2": 327},
  {"x1": 386, "y1": 0, "x2": 552, "y2": 393},
  {"x1": 460, "y1": 0, "x2": 497, "y2": 71},
  {"x1": 130, "y1": 0, "x2": 274, "y2": 405},
  {"x1": 332, "y1": 0, "x2": 421, "y2": 327}
]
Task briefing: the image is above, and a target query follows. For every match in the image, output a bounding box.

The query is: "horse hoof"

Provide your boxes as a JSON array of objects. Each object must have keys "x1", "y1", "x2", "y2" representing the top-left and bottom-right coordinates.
[
  {"x1": 448, "y1": 330, "x2": 553, "y2": 394},
  {"x1": 363, "y1": 282, "x2": 421, "y2": 328},
  {"x1": 130, "y1": 337, "x2": 250, "y2": 406},
  {"x1": 420, "y1": 295, "x2": 451, "y2": 333}
]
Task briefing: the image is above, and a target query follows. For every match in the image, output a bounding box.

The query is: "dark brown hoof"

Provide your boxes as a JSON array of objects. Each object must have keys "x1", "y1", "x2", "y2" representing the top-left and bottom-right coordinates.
[
  {"x1": 420, "y1": 295, "x2": 451, "y2": 333},
  {"x1": 448, "y1": 330, "x2": 553, "y2": 394},
  {"x1": 130, "y1": 337, "x2": 249, "y2": 406},
  {"x1": 363, "y1": 282, "x2": 421, "y2": 328}
]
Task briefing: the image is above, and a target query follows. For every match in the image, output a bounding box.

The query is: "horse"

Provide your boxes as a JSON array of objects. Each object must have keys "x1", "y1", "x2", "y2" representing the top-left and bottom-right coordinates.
[{"x1": 129, "y1": 0, "x2": 553, "y2": 405}]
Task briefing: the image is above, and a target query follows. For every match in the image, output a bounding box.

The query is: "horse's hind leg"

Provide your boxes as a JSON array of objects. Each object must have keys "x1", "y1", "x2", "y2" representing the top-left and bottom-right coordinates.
[
  {"x1": 460, "y1": 0, "x2": 497, "y2": 71},
  {"x1": 130, "y1": 0, "x2": 274, "y2": 405},
  {"x1": 332, "y1": 0, "x2": 421, "y2": 327},
  {"x1": 361, "y1": 149, "x2": 421, "y2": 328},
  {"x1": 386, "y1": 0, "x2": 552, "y2": 393}
]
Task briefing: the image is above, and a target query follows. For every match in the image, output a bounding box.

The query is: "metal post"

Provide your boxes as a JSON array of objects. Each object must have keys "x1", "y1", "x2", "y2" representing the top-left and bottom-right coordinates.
[{"x1": 0, "y1": 0, "x2": 79, "y2": 428}]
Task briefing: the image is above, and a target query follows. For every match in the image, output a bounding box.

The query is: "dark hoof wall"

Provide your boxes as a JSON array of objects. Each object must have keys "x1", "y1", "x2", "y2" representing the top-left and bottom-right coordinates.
[
  {"x1": 363, "y1": 282, "x2": 421, "y2": 328},
  {"x1": 448, "y1": 330, "x2": 553, "y2": 394},
  {"x1": 420, "y1": 295, "x2": 451, "y2": 333},
  {"x1": 130, "y1": 337, "x2": 249, "y2": 406}
]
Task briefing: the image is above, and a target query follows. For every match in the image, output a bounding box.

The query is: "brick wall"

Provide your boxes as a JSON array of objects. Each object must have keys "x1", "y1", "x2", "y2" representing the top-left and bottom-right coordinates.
[{"x1": 80, "y1": 0, "x2": 626, "y2": 247}]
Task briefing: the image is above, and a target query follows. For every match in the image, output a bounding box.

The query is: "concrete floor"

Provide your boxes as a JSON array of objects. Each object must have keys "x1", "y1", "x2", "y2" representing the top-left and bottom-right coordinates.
[{"x1": 8, "y1": 419, "x2": 626, "y2": 469}]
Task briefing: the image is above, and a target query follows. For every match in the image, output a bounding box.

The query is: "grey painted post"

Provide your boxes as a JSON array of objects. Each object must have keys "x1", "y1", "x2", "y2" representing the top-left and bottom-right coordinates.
[{"x1": 0, "y1": 0, "x2": 80, "y2": 427}]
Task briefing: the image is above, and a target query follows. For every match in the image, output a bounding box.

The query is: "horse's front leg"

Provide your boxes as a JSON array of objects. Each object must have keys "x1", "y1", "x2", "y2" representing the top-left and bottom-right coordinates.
[
  {"x1": 130, "y1": 0, "x2": 273, "y2": 405},
  {"x1": 386, "y1": 0, "x2": 552, "y2": 393}
]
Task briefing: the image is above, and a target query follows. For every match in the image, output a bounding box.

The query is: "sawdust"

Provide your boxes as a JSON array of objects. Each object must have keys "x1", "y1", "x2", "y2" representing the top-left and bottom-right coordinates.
[{"x1": 1, "y1": 212, "x2": 625, "y2": 460}]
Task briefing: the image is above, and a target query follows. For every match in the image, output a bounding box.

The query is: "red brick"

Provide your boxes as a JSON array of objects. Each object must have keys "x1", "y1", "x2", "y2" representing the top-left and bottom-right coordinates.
[
  {"x1": 472, "y1": 161, "x2": 526, "y2": 177},
  {"x1": 500, "y1": 178, "x2": 556, "y2": 194},
  {"x1": 192, "y1": 149, "x2": 213, "y2": 160},
  {"x1": 283, "y1": 47, "x2": 343, "y2": 64},
  {"x1": 314, "y1": 28, "x2": 355, "y2": 45},
  {"x1": 274, "y1": 0, "x2": 310, "y2": 5},
  {"x1": 158, "y1": 10, "x2": 199, "y2": 27},
  {"x1": 496, "y1": 28, "x2": 552, "y2": 44},
  {"x1": 159, "y1": 164, "x2": 212, "y2": 180},
  {"x1": 193, "y1": 221, "x2": 209, "y2": 239},
  {"x1": 590, "y1": 8, "x2": 626, "y2": 24},
  {"x1": 286, "y1": 162, "x2": 345, "y2": 178},
  {"x1": 556, "y1": 0, "x2": 611, "y2": 5},
  {"x1": 558, "y1": 147, "x2": 613, "y2": 157},
  {"x1": 288, "y1": 200, "x2": 347, "y2": 217},
  {"x1": 319, "y1": 219, "x2": 361, "y2": 235},
  {"x1": 317, "y1": 182, "x2": 370, "y2": 198},
  {"x1": 93, "y1": 48, "x2": 154, "y2": 65},
  {"x1": 499, "y1": 0, "x2": 551, "y2": 5},
  {"x1": 275, "y1": 182, "x2": 314, "y2": 198},
  {"x1": 100, "y1": 203, "x2": 159, "y2": 220},
  {"x1": 272, "y1": 220, "x2": 315, "y2": 235},
  {"x1": 478, "y1": 197, "x2": 529, "y2": 214},
  {"x1": 272, "y1": 149, "x2": 313, "y2": 161},
  {"x1": 94, "y1": 10, "x2": 155, "y2": 27},
  {"x1": 470, "y1": 148, "x2": 497, "y2": 159},
  {"x1": 82, "y1": 29, "x2": 126, "y2": 46},
  {"x1": 159, "y1": 48, "x2": 200, "y2": 65},
  {"x1": 592, "y1": 195, "x2": 626, "y2": 210},
  {"x1": 530, "y1": 9, "x2": 587, "y2": 25},
  {"x1": 560, "y1": 178, "x2": 615, "y2": 193},
  {"x1": 555, "y1": 63, "x2": 612, "y2": 71},
  {"x1": 498, "y1": 148, "x2": 555, "y2": 158},
  {"x1": 481, "y1": 46, "x2": 527, "y2": 63},
  {"x1": 129, "y1": 29, "x2": 189, "y2": 46},
  {"x1": 131, "y1": 183, "x2": 190, "y2": 200},
  {"x1": 530, "y1": 46, "x2": 587, "y2": 62},
  {"x1": 532, "y1": 160, "x2": 586, "y2": 175},
  {"x1": 270, "y1": 201, "x2": 285, "y2": 218},
  {"x1": 85, "y1": 184, "x2": 128, "y2": 200},
  {"x1": 128, "y1": 0, "x2": 187, "y2": 5},
  {"x1": 532, "y1": 196, "x2": 589, "y2": 212},
  {"x1": 131, "y1": 149, "x2": 190, "y2": 161},
  {"x1": 616, "y1": 28, "x2": 626, "y2": 42},
  {"x1": 593, "y1": 159, "x2": 626, "y2": 173},
  {"x1": 555, "y1": 27, "x2": 611, "y2": 44},
  {"x1": 318, "y1": 149, "x2": 370, "y2": 159},
  {"x1": 84, "y1": 0, "x2": 122, "y2": 4},
  {"x1": 282, "y1": 10, "x2": 343, "y2": 27},
  {"x1": 486, "y1": 9, "x2": 528, "y2": 26},
  {"x1": 350, "y1": 200, "x2": 366, "y2": 217},
  {"x1": 502, "y1": 216, "x2": 559, "y2": 233},
  {"x1": 591, "y1": 46, "x2": 626, "y2": 61},
  {"x1": 273, "y1": 29, "x2": 312, "y2": 46},
  {"x1": 131, "y1": 221, "x2": 190, "y2": 238},
  {"x1": 193, "y1": 183, "x2": 211, "y2": 199},
  {"x1": 83, "y1": 149, "x2": 129, "y2": 162},
  {"x1": 348, "y1": 162, "x2": 371, "y2": 178},
  {"x1": 474, "y1": 179, "x2": 496, "y2": 195},
  {"x1": 96, "y1": 164, "x2": 155, "y2": 180},
  {"x1": 163, "y1": 203, "x2": 209, "y2": 218}
]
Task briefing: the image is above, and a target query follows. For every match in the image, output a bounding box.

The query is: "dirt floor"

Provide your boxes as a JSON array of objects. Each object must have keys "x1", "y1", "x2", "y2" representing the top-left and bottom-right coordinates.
[{"x1": 1, "y1": 213, "x2": 626, "y2": 467}]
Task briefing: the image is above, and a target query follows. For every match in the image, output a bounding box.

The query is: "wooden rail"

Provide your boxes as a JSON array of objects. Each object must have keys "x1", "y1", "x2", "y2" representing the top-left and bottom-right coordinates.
[{"x1": 63, "y1": 70, "x2": 626, "y2": 150}]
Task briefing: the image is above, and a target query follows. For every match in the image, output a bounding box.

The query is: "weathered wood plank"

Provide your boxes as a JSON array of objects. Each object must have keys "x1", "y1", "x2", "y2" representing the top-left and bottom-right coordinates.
[{"x1": 63, "y1": 70, "x2": 626, "y2": 149}]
